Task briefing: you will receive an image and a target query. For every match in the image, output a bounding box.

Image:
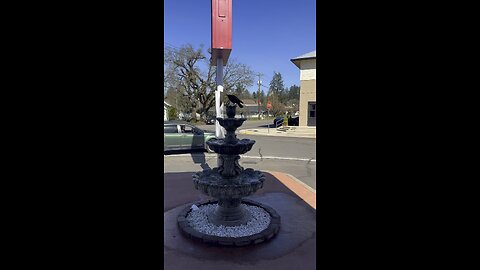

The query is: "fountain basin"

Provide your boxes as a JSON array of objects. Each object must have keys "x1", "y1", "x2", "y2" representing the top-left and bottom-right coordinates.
[
  {"x1": 193, "y1": 168, "x2": 265, "y2": 199},
  {"x1": 206, "y1": 139, "x2": 255, "y2": 155}
]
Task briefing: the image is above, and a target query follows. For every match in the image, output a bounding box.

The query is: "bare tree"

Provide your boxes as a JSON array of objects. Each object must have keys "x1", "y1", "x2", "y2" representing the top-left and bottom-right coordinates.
[{"x1": 164, "y1": 44, "x2": 254, "y2": 121}]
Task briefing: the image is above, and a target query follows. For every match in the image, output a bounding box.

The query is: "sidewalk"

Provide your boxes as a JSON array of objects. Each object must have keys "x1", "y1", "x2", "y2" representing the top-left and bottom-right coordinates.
[
  {"x1": 164, "y1": 171, "x2": 316, "y2": 270},
  {"x1": 238, "y1": 126, "x2": 316, "y2": 138}
]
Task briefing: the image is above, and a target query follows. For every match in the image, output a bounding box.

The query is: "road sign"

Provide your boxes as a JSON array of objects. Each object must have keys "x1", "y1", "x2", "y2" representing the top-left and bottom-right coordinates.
[{"x1": 267, "y1": 101, "x2": 272, "y2": 110}]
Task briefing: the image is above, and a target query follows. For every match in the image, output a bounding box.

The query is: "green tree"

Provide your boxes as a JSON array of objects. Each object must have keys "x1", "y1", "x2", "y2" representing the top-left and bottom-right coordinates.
[
  {"x1": 288, "y1": 85, "x2": 300, "y2": 100},
  {"x1": 268, "y1": 72, "x2": 287, "y2": 115},
  {"x1": 167, "y1": 106, "x2": 177, "y2": 120},
  {"x1": 243, "y1": 90, "x2": 252, "y2": 99},
  {"x1": 232, "y1": 83, "x2": 251, "y2": 100},
  {"x1": 268, "y1": 72, "x2": 285, "y2": 97},
  {"x1": 283, "y1": 85, "x2": 300, "y2": 114},
  {"x1": 259, "y1": 90, "x2": 266, "y2": 108}
]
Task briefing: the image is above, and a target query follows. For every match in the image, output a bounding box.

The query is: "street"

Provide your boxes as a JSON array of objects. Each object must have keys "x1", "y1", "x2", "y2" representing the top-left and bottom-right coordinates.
[
  {"x1": 164, "y1": 131, "x2": 316, "y2": 190},
  {"x1": 196, "y1": 118, "x2": 274, "y2": 132}
]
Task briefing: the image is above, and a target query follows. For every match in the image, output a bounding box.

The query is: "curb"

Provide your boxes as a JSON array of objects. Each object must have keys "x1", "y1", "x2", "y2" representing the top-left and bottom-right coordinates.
[
  {"x1": 165, "y1": 154, "x2": 316, "y2": 162},
  {"x1": 263, "y1": 170, "x2": 316, "y2": 209},
  {"x1": 263, "y1": 170, "x2": 316, "y2": 193},
  {"x1": 239, "y1": 130, "x2": 316, "y2": 138}
]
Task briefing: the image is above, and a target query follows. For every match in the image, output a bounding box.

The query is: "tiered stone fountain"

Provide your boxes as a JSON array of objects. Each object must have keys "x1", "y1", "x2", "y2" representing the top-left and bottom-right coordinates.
[{"x1": 177, "y1": 104, "x2": 280, "y2": 246}]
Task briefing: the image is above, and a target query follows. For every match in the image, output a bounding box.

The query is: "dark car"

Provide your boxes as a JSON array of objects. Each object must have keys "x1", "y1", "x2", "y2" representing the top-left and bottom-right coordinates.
[
  {"x1": 288, "y1": 116, "x2": 299, "y2": 126},
  {"x1": 273, "y1": 116, "x2": 284, "y2": 127},
  {"x1": 206, "y1": 115, "x2": 216, "y2": 125},
  {"x1": 164, "y1": 121, "x2": 217, "y2": 153}
]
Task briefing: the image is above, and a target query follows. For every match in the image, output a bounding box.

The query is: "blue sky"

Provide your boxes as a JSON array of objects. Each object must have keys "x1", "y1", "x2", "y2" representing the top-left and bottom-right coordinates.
[{"x1": 164, "y1": 0, "x2": 316, "y2": 94}]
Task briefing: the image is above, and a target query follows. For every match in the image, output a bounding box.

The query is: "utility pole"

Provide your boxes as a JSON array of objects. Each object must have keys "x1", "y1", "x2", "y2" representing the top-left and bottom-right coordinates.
[{"x1": 256, "y1": 73, "x2": 263, "y2": 119}]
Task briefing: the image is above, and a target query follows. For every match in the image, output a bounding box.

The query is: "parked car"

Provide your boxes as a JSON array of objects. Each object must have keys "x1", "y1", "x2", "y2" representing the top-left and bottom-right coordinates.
[
  {"x1": 288, "y1": 116, "x2": 299, "y2": 126},
  {"x1": 164, "y1": 121, "x2": 217, "y2": 153},
  {"x1": 206, "y1": 115, "x2": 216, "y2": 125},
  {"x1": 273, "y1": 116, "x2": 284, "y2": 127}
]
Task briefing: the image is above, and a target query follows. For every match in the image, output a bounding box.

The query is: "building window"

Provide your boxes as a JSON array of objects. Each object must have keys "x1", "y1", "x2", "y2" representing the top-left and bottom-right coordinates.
[
  {"x1": 309, "y1": 104, "x2": 316, "y2": 117},
  {"x1": 181, "y1": 125, "x2": 193, "y2": 133},
  {"x1": 164, "y1": 125, "x2": 178, "y2": 133}
]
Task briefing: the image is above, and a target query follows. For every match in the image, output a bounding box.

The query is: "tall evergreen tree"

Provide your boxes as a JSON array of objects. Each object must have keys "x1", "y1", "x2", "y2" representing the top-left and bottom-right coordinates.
[
  {"x1": 268, "y1": 72, "x2": 287, "y2": 115},
  {"x1": 259, "y1": 90, "x2": 266, "y2": 106},
  {"x1": 288, "y1": 85, "x2": 300, "y2": 100},
  {"x1": 231, "y1": 83, "x2": 251, "y2": 100},
  {"x1": 268, "y1": 72, "x2": 285, "y2": 97}
]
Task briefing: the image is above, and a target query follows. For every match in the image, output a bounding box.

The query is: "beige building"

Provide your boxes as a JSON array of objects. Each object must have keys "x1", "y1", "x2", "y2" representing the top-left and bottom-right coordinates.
[{"x1": 291, "y1": 50, "x2": 316, "y2": 126}]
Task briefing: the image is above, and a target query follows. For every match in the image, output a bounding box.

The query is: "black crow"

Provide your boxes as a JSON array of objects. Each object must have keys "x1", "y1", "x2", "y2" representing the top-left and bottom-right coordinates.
[{"x1": 226, "y1": 94, "x2": 244, "y2": 108}]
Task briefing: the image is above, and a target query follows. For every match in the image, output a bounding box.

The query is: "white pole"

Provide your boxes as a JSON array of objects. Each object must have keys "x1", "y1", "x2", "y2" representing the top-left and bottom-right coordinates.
[
  {"x1": 215, "y1": 57, "x2": 225, "y2": 139},
  {"x1": 215, "y1": 57, "x2": 225, "y2": 166}
]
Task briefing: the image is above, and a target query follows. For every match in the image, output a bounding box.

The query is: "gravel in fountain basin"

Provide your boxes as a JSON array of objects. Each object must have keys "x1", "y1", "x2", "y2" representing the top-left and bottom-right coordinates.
[
  {"x1": 186, "y1": 203, "x2": 271, "y2": 238},
  {"x1": 177, "y1": 199, "x2": 281, "y2": 246}
]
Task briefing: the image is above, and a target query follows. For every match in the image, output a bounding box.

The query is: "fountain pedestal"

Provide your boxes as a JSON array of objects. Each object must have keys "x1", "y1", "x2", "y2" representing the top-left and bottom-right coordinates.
[{"x1": 208, "y1": 198, "x2": 251, "y2": 226}]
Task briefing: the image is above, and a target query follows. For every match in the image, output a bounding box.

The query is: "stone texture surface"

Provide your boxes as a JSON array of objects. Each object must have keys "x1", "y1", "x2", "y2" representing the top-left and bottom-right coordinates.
[
  {"x1": 191, "y1": 108, "x2": 268, "y2": 229},
  {"x1": 164, "y1": 172, "x2": 299, "y2": 213},
  {"x1": 164, "y1": 171, "x2": 316, "y2": 270},
  {"x1": 206, "y1": 139, "x2": 255, "y2": 155},
  {"x1": 192, "y1": 168, "x2": 265, "y2": 199},
  {"x1": 177, "y1": 199, "x2": 280, "y2": 246},
  {"x1": 165, "y1": 192, "x2": 315, "y2": 265}
]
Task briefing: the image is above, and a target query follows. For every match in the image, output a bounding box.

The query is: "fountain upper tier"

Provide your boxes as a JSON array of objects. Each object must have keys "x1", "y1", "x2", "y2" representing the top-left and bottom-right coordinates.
[
  {"x1": 216, "y1": 117, "x2": 246, "y2": 131},
  {"x1": 214, "y1": 113, "x2": 251, "y2": 144},
  {"x1": 206, "y1": 138, "x2": 255, "y2": 155}
]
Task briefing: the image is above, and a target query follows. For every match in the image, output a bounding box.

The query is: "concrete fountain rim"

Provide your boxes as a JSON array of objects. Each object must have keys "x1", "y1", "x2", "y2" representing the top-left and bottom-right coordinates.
[{"x1": 177, "y1": 198, "x2": 281, "y2": 247}]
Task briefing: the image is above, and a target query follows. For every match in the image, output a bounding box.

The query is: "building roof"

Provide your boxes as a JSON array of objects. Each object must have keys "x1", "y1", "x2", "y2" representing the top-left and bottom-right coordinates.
[
  {"x1": 244, "y1": 106, "x2": 265, "y2": 113},
  {"x1": 242, "y1": 99, "x2": 258, "y2": 105},
  {"x1": 290, "y1": 50, "x2": 316, "y2": 69}
]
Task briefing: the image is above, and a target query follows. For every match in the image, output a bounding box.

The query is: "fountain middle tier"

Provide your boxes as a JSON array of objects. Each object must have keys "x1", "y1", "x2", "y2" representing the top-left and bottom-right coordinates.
[
  {"x1": 193, "y1": 168, "x2": 265, "y2": 200},
  {"x1": 206, "y1": 138, "x2": 255, "y2": 155}
]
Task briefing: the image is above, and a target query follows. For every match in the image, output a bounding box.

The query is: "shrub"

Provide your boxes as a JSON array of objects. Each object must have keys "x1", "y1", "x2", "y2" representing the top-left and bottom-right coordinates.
[{"x1": 167, "y1": 107, "x2": 177, "y2": 120}]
